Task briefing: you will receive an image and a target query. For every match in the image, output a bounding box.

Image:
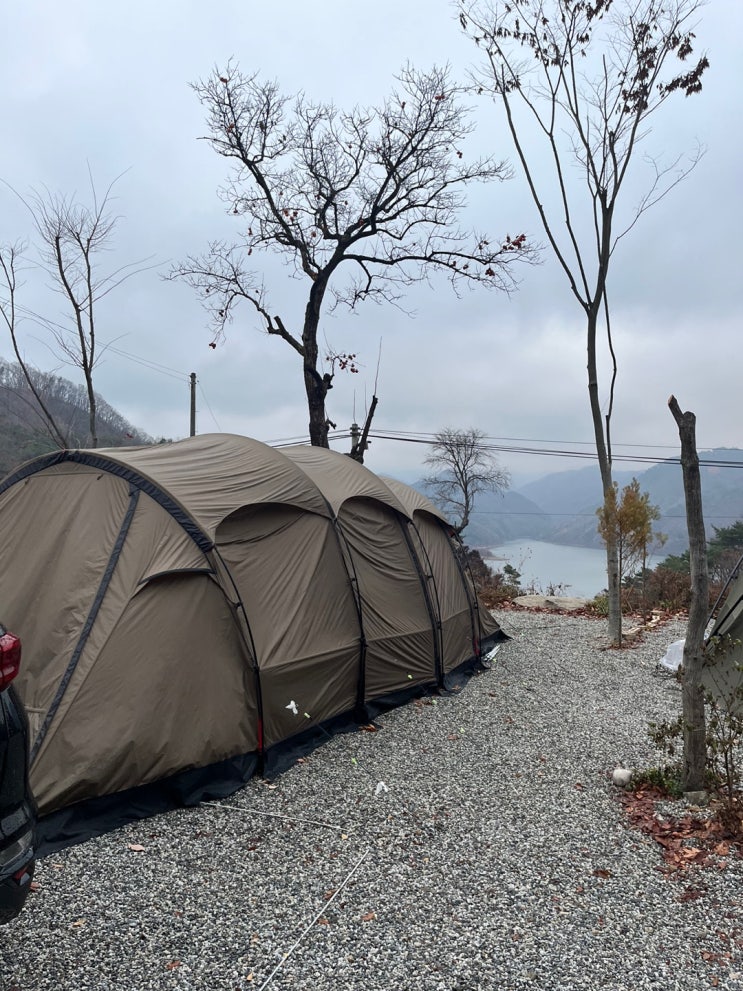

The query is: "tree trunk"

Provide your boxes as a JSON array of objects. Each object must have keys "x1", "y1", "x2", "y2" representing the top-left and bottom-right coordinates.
[
  {"x1": 86, "y1": 376, "x2": 98, "y2": 448},
  {"x1": 668, "y1": 395, "x2": 708, "y2": 793},
  {"x1": 587, "y1": 310, "x2": 621, "y2": 643},
  {"x1": 604, "y1": 526, "x2": 621, "y2": 644},
  {"x1": 304, "y1": 366, "x2": 329, "y2": 447},
  {"x1": 303, "y1": 281, "x2": 330, "y2": 447}
]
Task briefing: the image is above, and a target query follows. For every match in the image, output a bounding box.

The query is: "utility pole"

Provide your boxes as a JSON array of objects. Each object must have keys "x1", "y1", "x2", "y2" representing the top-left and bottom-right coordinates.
[
  {"x1": 348, "y1": 396, "x2": 378, "y2": 464},
  {"x1": 189, "y1": 372, "x2": 196, "y2": 437},
  {"x1": 350, "y1": 422, "x2": 361, "y2": 452}
]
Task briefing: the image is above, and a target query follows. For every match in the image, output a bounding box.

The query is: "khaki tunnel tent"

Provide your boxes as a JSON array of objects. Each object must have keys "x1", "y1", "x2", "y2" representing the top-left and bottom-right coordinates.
[
  {"x1": 702, "y1": 555, "x2": 743, "y2": 709},
  {"x1": 0, "y1": 434, "x2": 504, "y2": 850}
]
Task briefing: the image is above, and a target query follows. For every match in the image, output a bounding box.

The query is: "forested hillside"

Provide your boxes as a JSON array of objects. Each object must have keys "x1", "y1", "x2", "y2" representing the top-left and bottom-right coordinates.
[{"x1": 0, "y1": 359, "x2": 151, "y2": 476}]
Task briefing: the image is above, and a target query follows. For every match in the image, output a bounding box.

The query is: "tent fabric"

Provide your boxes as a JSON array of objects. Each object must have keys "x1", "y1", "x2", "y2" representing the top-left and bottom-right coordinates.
[
  {"x1": 381, "y1": 475, "x2": 503, "y2": 657},
  {"x1": 703, "y1": 557, "x2": 743, "y2": 706},
  {"x1": 0, "y1": 433, "x2": 505, "y2": 828}
]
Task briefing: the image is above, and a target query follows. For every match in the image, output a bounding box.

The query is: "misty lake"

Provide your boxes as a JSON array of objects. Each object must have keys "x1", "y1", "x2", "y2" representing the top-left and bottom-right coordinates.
[{"x1": 484, "y1": 539, "x2": 665, "y2": 599}]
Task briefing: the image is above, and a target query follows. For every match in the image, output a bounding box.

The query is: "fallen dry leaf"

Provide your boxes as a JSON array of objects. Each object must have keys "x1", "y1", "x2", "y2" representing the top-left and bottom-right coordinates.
[
  {"x1": 165, "y1": 961, "x2": 181, "y2": 971},
  {"x1": 361, "y1": 911, "x2": 376, "y2": 922},
  {"x1": 677, "y1": 886, "x2": 707, "y2": 903},
  {"x1": 317, "y1": 917, "x2": 331, "y2": 926},
  {"x1": 618, "y1": 787, "x2": 740, "y2": 873},
  {"x1": 593, "y1": 868, "x2": 612, "y2": 879},
  {"x1": 127, "y1": 843, "x2": 146, "y2": 853},
  {"x1": 359, "y1": 723, "x2": 379, "y2": 733}
]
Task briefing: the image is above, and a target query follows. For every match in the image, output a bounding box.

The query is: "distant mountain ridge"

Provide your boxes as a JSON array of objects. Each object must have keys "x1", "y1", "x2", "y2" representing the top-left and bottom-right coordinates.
[
  {"x1": 458, "y1": 488, "x2": 553, "y2": 547},
  {"x1": 462, "y1": 450, "x2": 743, "y2": 556}
]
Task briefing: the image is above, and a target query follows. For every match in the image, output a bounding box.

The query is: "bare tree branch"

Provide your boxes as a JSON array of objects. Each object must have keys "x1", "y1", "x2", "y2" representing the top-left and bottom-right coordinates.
[
  {"x1": 1, "y1": 172, "x2": 157, "y2": 448},
  {"x1": 0, "y1": 242, "x2": 68, "y2": 447},
  {"x1": 423, "y1": 427, "x2": 510, "y2": 534}
]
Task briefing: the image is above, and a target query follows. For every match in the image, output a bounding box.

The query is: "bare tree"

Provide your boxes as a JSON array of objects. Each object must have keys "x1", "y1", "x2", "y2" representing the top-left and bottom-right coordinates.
[
  {"x1": 460, "y1": 0, "x2": 708, "y2": 642},
  {"x1": 0, "y1": 242, "x2": 67, "y2": 446},
  {"x1": 424, "y1": 427, "x2": 510, "y2": 533},
  {"x1": 170, "y1": 62, "x2": 536, "y2": 448},
  {"x1": 2, "y1": 171, "x2": 154, "y2": 448}
]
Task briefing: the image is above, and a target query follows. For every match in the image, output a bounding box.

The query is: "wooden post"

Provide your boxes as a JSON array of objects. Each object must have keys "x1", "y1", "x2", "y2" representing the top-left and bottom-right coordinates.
[{"x1": 668, "y1": 395, "x2": 708, "y2": 793}]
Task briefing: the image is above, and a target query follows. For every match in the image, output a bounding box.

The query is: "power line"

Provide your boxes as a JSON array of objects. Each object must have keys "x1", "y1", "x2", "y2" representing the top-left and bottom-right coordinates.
[
  {"x1": 366, "y1": 431, "x2": 743, "y2": 469},
  {"x1": 197, "y1": 383, "x2": 222, "y2": 433},
  {"x1": 269, "y1": 430, "x2": 350, "y2": 447},
  {"x1": 104, "y1": 344, "x2": 188, "y2": 381},
  {"x1": 375, "y1": 427, "x2": 682, "y2": 452}
]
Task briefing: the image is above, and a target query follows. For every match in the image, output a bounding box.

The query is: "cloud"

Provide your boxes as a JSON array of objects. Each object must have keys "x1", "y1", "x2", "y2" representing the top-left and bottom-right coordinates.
[{"x1": 0, "y1": 0, "x2": 739, "y2": 487}]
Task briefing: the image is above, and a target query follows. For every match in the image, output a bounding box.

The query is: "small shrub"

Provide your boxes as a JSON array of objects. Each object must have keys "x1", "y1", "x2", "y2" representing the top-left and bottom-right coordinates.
[
  {"x1": 632, "y1": 764, "x2": 685, "y2": 799},
  {"x1": 464, "y1": 547, "x2": 521, "y2": 608},
  {"x1": 645, "y1": 649, "x2": 743, "y2": 838},
  {"x1": 625, "y1": 564, "x2": 724, "y2": 614},
  {"x1": 648, "y1": 714, "x2": 685, "y2": 759},
  {"x1": 588, "y1": 593, "x2": 609, "y2": 616},
  {"x1": 502, "y1": 563, "x2": 521, "y2": 587}
]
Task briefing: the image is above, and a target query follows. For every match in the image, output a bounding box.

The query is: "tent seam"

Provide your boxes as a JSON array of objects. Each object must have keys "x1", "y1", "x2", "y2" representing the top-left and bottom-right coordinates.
[
  {"x1": 30, "y1": 484, "x2": 141, "y2": 764},
  {"x1": 397, "y1": 518, "x2": 444, "y2": 686}
]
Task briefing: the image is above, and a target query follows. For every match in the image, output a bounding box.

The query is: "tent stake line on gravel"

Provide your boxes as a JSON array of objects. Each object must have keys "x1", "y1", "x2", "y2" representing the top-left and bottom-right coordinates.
[
  {"x1": 201, "y1": 800, "x2": 343, "y2": 832},
  {"x1": 256, "y1": 849, "x2": 371, "y2": 991}
]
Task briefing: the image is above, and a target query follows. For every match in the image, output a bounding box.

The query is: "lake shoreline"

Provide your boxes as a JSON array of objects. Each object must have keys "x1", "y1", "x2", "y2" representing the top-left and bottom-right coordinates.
[{"x1": 482, "y1": 537, "x2": 663, "y2": 600}]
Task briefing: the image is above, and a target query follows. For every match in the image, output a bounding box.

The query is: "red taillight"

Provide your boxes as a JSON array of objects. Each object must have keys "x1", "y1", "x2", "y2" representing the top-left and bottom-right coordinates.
[{"x1": 0, "y1": 632, "x2": 21, "y2": 691}]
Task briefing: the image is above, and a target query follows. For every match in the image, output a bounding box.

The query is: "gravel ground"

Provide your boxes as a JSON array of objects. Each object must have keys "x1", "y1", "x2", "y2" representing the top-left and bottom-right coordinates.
[{"x1": 2, "y1": 610, "x2": 743, "y2": 991}]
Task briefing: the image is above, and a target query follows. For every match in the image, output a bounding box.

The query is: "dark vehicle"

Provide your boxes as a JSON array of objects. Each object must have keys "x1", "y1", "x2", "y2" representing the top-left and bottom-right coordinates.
[{"x1": 0, "y1": 625, "x2": 35, "y2": 924}]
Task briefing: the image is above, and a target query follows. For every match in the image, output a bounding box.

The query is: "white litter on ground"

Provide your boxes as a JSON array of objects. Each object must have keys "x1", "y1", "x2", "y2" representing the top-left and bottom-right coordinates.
[{"x1": 658, "y1": 638, "x2": 685, "y2": 672}]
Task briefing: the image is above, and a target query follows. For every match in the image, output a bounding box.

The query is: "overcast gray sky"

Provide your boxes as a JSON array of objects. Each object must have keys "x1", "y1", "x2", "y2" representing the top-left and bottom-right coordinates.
[{"x1": 1, "y1": 0, "x2": 739, "y2": 484}]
